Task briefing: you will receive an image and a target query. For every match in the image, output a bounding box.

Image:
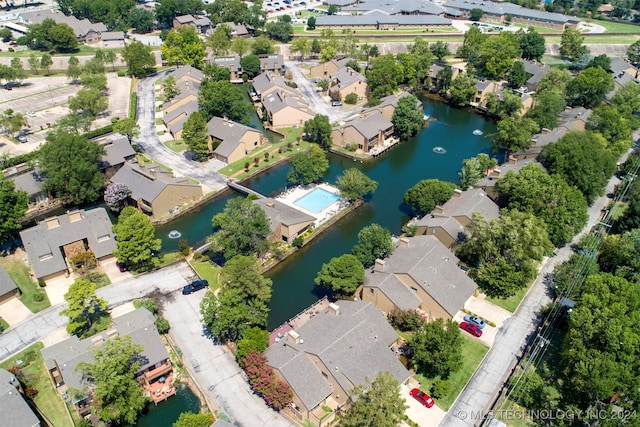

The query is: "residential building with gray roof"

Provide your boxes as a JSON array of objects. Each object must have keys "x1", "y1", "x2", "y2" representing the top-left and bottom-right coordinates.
[
  {"x1": 265, "y1": 300, "x2": 409, "y2": 424},
  {"x1": 98, "y1": 134, "x2": 136, "y2": 171},
  {"x1": 19, "y1": 10, "x2": 107, "y2": 43},
  {"x1": 0, "y1": 264, "x2": 19, "y2": 303},
  {"x1": 331, "y1": 111, "x2": 394, "y2": 153},
  {"x1": 207, "y1": 117, "x2": 267, "y2": 164},
  {"x1": 0, "y1": 368, "x2": 40, "y2": 427},
  {"x1": 20, "y1": 208, "x2": 116, "y2": 281},
  {"x1": 253, "y1": 198, "x2": 315, "y2": 243}
]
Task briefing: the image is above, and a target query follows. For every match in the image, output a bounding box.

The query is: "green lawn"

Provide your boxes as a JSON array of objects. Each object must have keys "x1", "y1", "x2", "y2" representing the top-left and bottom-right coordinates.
[
  {"x1": 190, "y1": 259, "x2": 223, "y2": 292},
  {"x1": 165, "y1": 139, "x2": 188, "y2": 152},
  {"x1": 610, "y1": 201, "x2": 627, "y2": 220},
  {"x1": 414, "y1": 335, "x2": 489, "y2": 411},
  {"x1": 591, "y1": 18, "x2": 640, "y2": 33},
  {"x1": 0, "y1": 317, "x2": 9, "y2": 331},
  {"x1": 158, "y1": 251, "x2": 183, "y2": 268},
  {"x1": 82, "y1": 272, "x2": 111, "y2": 289},
  {"x1": 0, "y1": 45, "x2": 117, "y2": 58},
  {"x1": 487, "y1": 285, "x2": 529, "y2": 313},
  {"x1": 0, "y1": 343, "x2": 73, "y2": 427},
  {"x1": 0, "y1": 258, "x2": 50, "y2": 313}
]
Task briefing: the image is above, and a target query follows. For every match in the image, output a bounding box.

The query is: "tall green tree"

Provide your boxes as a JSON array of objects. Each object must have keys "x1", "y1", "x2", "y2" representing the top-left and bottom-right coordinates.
[
  {"x1": 112, "y1": 117, "x2": 140, "y2": 143},
  {"x1": 0, "y1": 176, "x2": 27, "y2": 242},
  {"x1": 587, "y1": 104, "x2": 635, "y2": 156},
  {"x1": 458, "y1": 153, "x2": 497, "y2": 189},
  {"x1": 182, "y1": 111, "x2": 209, "y2": 160},
  {"x1": 314, "y1": 254, "x2": 364, "y2": 295},
  {"x1": 235, "y1": 327, "x2": 269, "y2": 364},
  {"x1": 627, "y1": 39, "x2": 640, "y2": 65},
  {"x1": 560, "y1": 27, "x2": 588, "y2": 62},
  {"x1": 519, "y1": 28, "x2": 545, "y2": 61},
  {"x1": 392, "y1": 95, "x2": 424, "y2": 140},
  {"x1": 112, "y1": 206, "x2": 162, "y2": 271},
  {"x1": 66, "y1": 56, "x2": 81, "y2": 81},
  {"x1": 366, "y1": 54, "x2": 403, "y2": 99},
  {"x1": 457, "y1": 26, "x2": 487, "y2": 63},
  {"x1": 211, "y1": 197, "x2": 271, "y2": 259},
  {"x1": 525, "y1": 91, "x2": 566, "y2": 131},
  {"x1": 336, "y1": 168, "x2": 378, "y2": 200},
  {"x1": 485, "y1": 91, "x2": 523, "y2": 120},
  {"x1": 251, "y1": 35, "x2": 275, "y2": 55},
  {"x1": 39, "y1": 132, "x2": 105, "y2": 204},
  {"x1": 287, "y1": 144, "x2": 329, "y2": 185},
  {"x1": 565, "y1": 67, "x2": 614, "y2": 109},
  {"x1": 162, "y1": 26, "x2": 205, "y2": 68},
  {"x1": 478, "y1": 32, "x2": 522, "y2": 79},
  {"x1": 491, "y1": 116, "x2": 538, "y2": 156},
  {"x1": 40, "y1": 53, "x2": 53, "y2": 75},
  {"x1": 221, "y1": 255, "x2": 272, "y2": 301},
  {"x1": 536, "y1": 67, "x2": 572, "y2": 95},
  {"x1": 430, "y1": 40, "x2": 450, "y2": 61},
  {"x1": 266, "y1": 15, "x2": 293, "y2": 42},
  {"x1": 198, "y1": 79, "x2": 250, "y2": 124},
  {"x1": 302, "y1": 114, "x2": 332, "y2": 150},
  {"x1": 10, "y1": 57, "x2": 27, "y2": 83},
  {"x1": 60, "y1": 279, "x2": 109, "y2": 338},
  {"x1": 129, "y1": 8, "x2": 155, "y2": 33},
  {"x1": 173, "y1": 412, "x2": 214, "y2": 427},
  {"x1": 507, "y1": 61, "x2": 527, "y2": 88},
  {"x1": 69, "y1": 88, "x2": 109, "y2": 116},
  {"x1": 351, "y1": 223, "x2": 394, "y2": 267},
  {"x1": 28, "y1": 53, "x2": 40, "y2": 75},
  {"x1": 80, "y1": 72, "x2": 107, "y2": 91},
  {"x1": 162, "y1": 75, "x2": 180, "y2": 102},
  {"x1": 78, "y1": 336, "x2": 148, "y2": 425},
  {"x1": 121, "y1": 40, "x2": 156, "y2": 77},
  {"x1": 409, "y1": 318, "x2": 463, "y2": 378},
  {"x1": 449, "y1": 73, "x2": 477, "y2": 107},
  {"x1": 340, "y1": 371, "x2": 408, "y2": 427},
  {"x1": 239, "y1": 54, "x2": 261, "y2": 79},
  {"x1": 403, "y1": 179, "x2": 457, "y2": 215}
]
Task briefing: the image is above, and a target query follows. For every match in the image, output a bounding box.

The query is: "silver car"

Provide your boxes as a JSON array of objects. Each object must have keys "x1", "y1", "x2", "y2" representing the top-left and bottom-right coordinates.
[{"x1": 463, "y1": 314, "x2": 486, "y2": 329}]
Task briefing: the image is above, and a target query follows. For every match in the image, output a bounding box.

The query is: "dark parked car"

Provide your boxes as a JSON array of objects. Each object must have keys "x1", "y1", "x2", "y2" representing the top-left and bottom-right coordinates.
[
  {"x1": 117, "y1": 262, "x2": 129, "y2": 272},
  {"x1": 460, "y1": 321, "x2": 483, "y2": 337},
  {"x1": 410, "y1": 388, "x2": 435, "y2": 408},
  {"x1": 463, "y1": 314, "x2": 486, "y2": 329},
  {"x1": 182, "y1": 279, "x2": 209, "y2": 295},
  {"x1": 4, "y1": 84, "x2": 11, "y2": 90}
]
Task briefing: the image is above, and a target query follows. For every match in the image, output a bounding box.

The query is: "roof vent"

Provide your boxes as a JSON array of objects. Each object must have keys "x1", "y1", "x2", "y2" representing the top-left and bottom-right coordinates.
[{"x1": 328, "y1": 303, "x2": 340, "y2": 316}]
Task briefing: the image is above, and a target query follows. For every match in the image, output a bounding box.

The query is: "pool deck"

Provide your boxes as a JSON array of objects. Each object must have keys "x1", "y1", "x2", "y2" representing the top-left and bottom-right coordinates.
[{"x1": 275, "y1": 183, "x2": 348, "y2": 227}]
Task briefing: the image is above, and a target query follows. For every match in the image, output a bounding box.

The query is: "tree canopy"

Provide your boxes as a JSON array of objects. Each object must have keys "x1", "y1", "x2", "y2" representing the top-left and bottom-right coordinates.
[
  {"x1": 39, "y1": 131, "x2": 105, "y2": 204},
  {"x1": 287, "y1": 144, "x2": 329, "y2": 185},
  {"x1": 449, "y1": 73, "x2": 477, "y2": 107},
  {"x1": 518, "y1": 28, "x2": 545, "y2": 61},
  {"x1": 478, "y1": 32, "x2": 522, "y2": 80},
  {"x1": 366, "y1": 54, "x2": 403, "y2": 99},
  {"x1": 112, "y1": 118, "x2": 140, "y2": 143},
  {"x1": 351, "y1": 223, "x2": 394, "y2": 268},
  {"x1": 491, "y1": 116, "x2": 538, "y2": 155},
  {"x1": 198, "y1": 79, "x2": 250, "y2": 124},
  {"x1": 239, "y1": 54, "x2": 261, "y2": 79},
  {"x1": 221, "y1": 255, "x2": 273, "y2": 301},
  {"x1": 559, "y1": 27, "x2": 588, "y2": 62},
  {"x1": 565, "y1": 66, "x2": 614, "y2": 109},
  {"x1": 409, "y1": 318, "x2": 463, "y2": 378},
  {"x1": 314, "y1": 254, "x2": 364, "y2": 295},
  {"x1": 161, "y1": 26, "x2": 205, "y2": 68},
  {"x1": 458, "y1": 153, "x2": 497, "y2": 189},
  {"x1": 112, "y1": 206, "x2": 162, "y2": 271},
  {"x1": 60, "y1": 278, "x2": 109, "y2": 338},
  {"x1": 336, "y1": 168, "x2": 378, "y2": 200},
  {"x1": 403, "y1": 179, "x2": 457, "y2": 215},
  {"x1": 0, "y1": 175, "x2": 27, "y2": 243},
  {"x1": 121, "y1": 41, "x2": 156, "y2": 77},
  {"x1": 525, "y1": 91, "x2": 566, "y2": 131},
  {"x1": 211, "y1": 196, "x2": 271, "y2": 259},
  {"x1": 182, "y1": 111, "x2": 210, "y2": 160},
  {"x1": 303, "y1": 114, "x2": 332, "y2": 150},
  {"x1": 173, "y1": 412, "x2": 214, "y2": 427},
  {"x1": 24, "y1": 18, "x2": 78, "y2": 52},
  {"x1": 392, "y1": 95, "x2": 424, "y2": 140}
]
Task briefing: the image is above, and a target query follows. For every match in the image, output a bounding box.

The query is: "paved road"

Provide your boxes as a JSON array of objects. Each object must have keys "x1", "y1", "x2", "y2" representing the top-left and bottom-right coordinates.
[
  {"x1": 0, "y1": 262, "x2": 195, "y2": 362},
  {"x1": 163, "y1": 289, "x2": 295, "y2": 427},
  {"x1": 134, "y1": 74, "x2": 227, "y2": 192},
  {"x1": 441, "y1": 149, "x2": 632, "y2": 427}
]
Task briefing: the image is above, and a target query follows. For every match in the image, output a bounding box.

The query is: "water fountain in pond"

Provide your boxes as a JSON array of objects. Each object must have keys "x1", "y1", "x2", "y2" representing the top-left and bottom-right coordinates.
[
  {"x1": 168, "y1": 230, "x2": 182, "y2": 239},
  {"x1": 473, "y1": 129, "x2": 484, "y2": 136},
  {"x1": 432, "y1": 146, "x2": 447, "y2": 154}
]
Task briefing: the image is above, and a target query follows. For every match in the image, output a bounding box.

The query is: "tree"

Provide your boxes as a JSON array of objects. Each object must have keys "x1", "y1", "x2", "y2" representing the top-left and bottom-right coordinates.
[
  {"x1": 491, "y1": 116, "x2": 538, "y2": 156},
  {"x1": 182, "y1": 111, "x2": 209, "y2": 160},
  {"x1": 113, "y1": 206, "x2": 162, "y2": 270},
  {"x1": 539, "y1": 130, "x2": 617, "y2": 203},
  {"x1": 302, "y1": 114, "x2": 332, "y2": 150},
  {"x1": 66, "y1": 56, "x2": 81, "y2": 81},
  {"x1": 103, "y1": 50, "x2": 117, "y2": 72},
  {"x1": 28, "y1": 53, "x2": 40, "y2": 75},
  {"x1": 208, "y1": 24, "x2": 232, "y2": 57},
  {"x1": 435, "y1": 65, "x2": 453, "y2": 93},
  {"x1": 307, "y1": 16, "x2": 316, "y2": 30},
  {"x1": 366, "y1": 54, "x2": 402, "y2": 99},
  {"x1": 211, "y1": 197, "x2": 271, "y2": 259},
  {"x1": 239, "y1": 54, "x2": 261, "y2": 79},
  {"x1": 0, "y1": 110, "x2": 28, "y2": 136},
  {"x1": 80, "y1": 73, "x2": 107, "y2": 91},
  {"x1": 519, "y1": 28, "x2": 545, "y2": 61},
  {"x1": 449, "y1": 73, "x2": 477, "y2": 107},
  {"x1": 351, "y1": 223, "x2": 393, "y2": 267},
  {"x1": 289, "y1": 37, "x2": 310, "y2": 60},
  {"x1": 60, "y1": 279, "x2": 109, "y2": 338},
  {"x1": 0, "y1": 176, "x2": 27, "y2": 243},
  {"x1": 525, "y1": 91, "x2": 566, "y2": 131},
  {"x1": 201, "y1": 287, "x2": 269, "y2": 342},
  {"x1": 627, "y1": 39, "x2": 640, "y2": 65},
  {"x1": 69, "y1": 88, "x2": 109, "y2": 117},
  {"x1": 392, "y1": 95, "x2": 424, "y2": 140},
  {"x1": 266, "y1": 16, "x2": 293, "y2": 42},
  {"x1": 221, "y1": 255, "x2": 273, "y2": 301},
  {"x1": 251, "y1": 35, "x2": 275, "y2": 55},
  {"x1": 587, "y1": 105, "x2": 634, "y2": 156},
  {"x1": 0, "y1": 28, "x2": 12, "y2": 42},
  {"x1": 173, "y1": 412, "x2": 214, "y2": 427},
  {"x1": 344, "y1": 92, "x2": 358, "y2": 104},
  {"x1": 129, "y1": 8, "x2": 155, "y2": 33},
  {"x1": 485, "y1": 91, "x2": 523, "y2": 120},
  {"x1": 78, "y1": 336, "x2": 148, "y2": 425},
  {"x1": 457, "y1": 26, "x2": 487, "y2": 62},
  {"x1": 231, "y1": 37, "x2": 251, "y2": 58},
  {"x1": 565, "y1": 66, "x2": 614, "y2": 109},
  {"x1": 235, "y1": 327, "x2": 269, "y2": 364},
  {"x1": 103, "y1": 182, "x2": 131, "y2": 212},
  {"x1": 10, "y1": 57, "x2": 26, "y2": 83},
  {"x1": 477, "y1": 32, "x2": 522, "y2": 80},
  {"x1": 494, "y1": 164, "x2": 588, "y2": 246},
  {"x1": 470, "y1": 8, "x2": 484, "y2": 21},
  {"x1": 507, "y1": 61, "x2": 527, "y2": 88},
  {"x1": 121, "y1": 40, "x2": 156, "y2": 77},
  {"x1": 403, "y1": 179, "x2": 456, "y2": 215},
  {"x1": 336, "y1": 168, "x2": 378, "y2": 200},
  {"x1": 162, "y1": 26, "x2": 205, "y2": 68},
  {"x1": 410, "y1": 318, "x2": 463, "y2": 378},
  {"x1": 588, "y1": 54, "x2": 611, "y2": 71},
  {"x1": 48, "y1": 23, "x2": 78, "y2": 51},
  {"x1": 39, "y1": 132, "x2": 105, "y2": 204},
  {"x1": 40, "y1": 53, "x2": 52, "y2": 75},
  {"x1": 536, "y1": 67, "x2": 572, "y2": 95},
  {"x1": 112, "y1": 118, "x2": 140, "y2": 143},
  {"x1": 315, "y1": 254, "x2": 364, "y2": 295},
  {"x1": 430, "y1": 41, "x2": 450, "y2": 61},
  {"x1": 287, "y1": 144, "x2": 329, "y2": 185},
  {"x1": 198, "y1": 79, "x2": 250, "y2": 124},
  {"x1": 458, "y1": 153, "x2": 497, "y2": 189},
  {"x1": 162, "y1": 75, "x2": 179, "y2": 102},
  {"x1": 560, "y1": 27, "x2": 588, "y2": 62},
  {"x1": 311, "y1": 38, "x2": 322, "y2": 57},
  {"x1": 340, "y1": 371, "x2": 408, "y2": 427}
]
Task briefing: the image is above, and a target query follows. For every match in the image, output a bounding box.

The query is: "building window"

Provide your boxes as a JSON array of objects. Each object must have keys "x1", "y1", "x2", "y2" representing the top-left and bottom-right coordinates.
[
  {"x1": 369, "y1": 288, "x2": 374, "y2": 295},
  {"x1": 410, "y1": 287, "x2": 417, "y2": 293},
  {"x1": 97, "y1": 234, "x2": 111, "y2": 243}
]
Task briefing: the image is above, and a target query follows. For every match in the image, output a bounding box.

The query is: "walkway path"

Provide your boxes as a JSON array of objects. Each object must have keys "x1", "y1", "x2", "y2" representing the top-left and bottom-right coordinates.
[
  {"x1": 441, "y1": 148, "x2": 634, "y2": 427},
  {"x1": 135, "y1": 74, "x2": 228, "y2": 193}
]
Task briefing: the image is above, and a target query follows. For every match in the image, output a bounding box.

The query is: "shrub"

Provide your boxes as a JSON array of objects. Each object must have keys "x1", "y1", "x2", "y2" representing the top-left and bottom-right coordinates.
[
  {"x1": 193, "y1": 252, "x2": 203, "y2": 260},
  {"x1": 345, "y1": 143, "x2": 358, "y2": 152},
  {"x1": 25, "y1": 385, "x2": 38, "y2": 398},
  {"x1": 155, "y1": 316, "x2": 170, "y2": 334},
  {"x1": 117, "y1": 70, "x2": 126, "y2": 77},
  {"x1": 38, "y1": 279, "x2": 46, "y2": 288},
  {"x1": 430, "y1": 379, "x2": 450, "y2": 399},
  {"x1": 388, "y1": 308, "x2": 425, "y2": 332},
  {"x1": 292, "y1": 236, "x2": 304, "y2": 248},
  {"x1": 344, "y1": 93, "x2": 358, "y2": 104},
  {"x1": 32, "y1": 290, "x2": 46, "y2": 303},
  {"x1": 84, "y1": 124, "x2": 113, "y2": 139},
  {"x1": 133, "y1": 298, "x2": 158, "y2": 314},
  {"x1": 178, "y1": 238, "x2": 190, "y2": 256}
]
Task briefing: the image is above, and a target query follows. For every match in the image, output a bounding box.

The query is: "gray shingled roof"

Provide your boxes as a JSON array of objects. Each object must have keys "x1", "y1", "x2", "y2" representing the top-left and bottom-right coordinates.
[
  {"x1": 101, "y1": 31, "x2": 124, "y2": 41},
  {"x1": 342, "y1": 0, "x2": 445, "y2": 15},
  {"x1": 610, "y1": 57, "x2": 636, "y2": 75},
  {"x1": 362, "y1": 91, "x2": 417, "y2": 116},
  {"x1": 530, "y1": 127, "x2": 567, "y2": 148},
  {"x1": 337, "y1": 112, "x2": 393, "y2": 140},
  {"x1": 316, "y1": 11, "x2": 450, "y2": 26},
  {"x1": 414, "y1": 215, "x2": 465, "y2": 241},
  {"x1": 211, "y1": 56, "x2": 241, "y2": 70},
  {"x1": 435, "y1": 188, "x2": 500, "y2": 221},
  {"x1": 0, "y1": 369, "x2": 40, "y2": 427},
  {"x1": 41, "y1": 308, "x2": 168, "y2": 396},
  {"x1": 20, "y1": 9, "x2": 107, "y2": 38},
  {"x1": 260, "y1": 54, "x2": 284, "y2": 71},
  {"x1": 254, "y1": 198, "x2": 315, "y2": 233},
  {"x1": 477, "y1": 160, "x2": 546, "y2": 188},
  {"x1": 444, "y1": 0, "x2": 579, "y2": 24},
  {"x1": 169, "y1": 65, "x2": 204, "y2": 83},
  {"x1": 369, "y1": 235, "x2": 477, "y2": 316},
  {"x1": 8, "y1": 170, "x2": 44, "y2": 197},
  {"x1": 100, "y1": 135, "x2": 136, "y2": 169},
  {"x1": 558, "y1": 107, "x2": 591, "y2": 129},
  {"x1": 20, "y1": 208, "x2": 116, "y2": 279},
  {"x1": 0, "y1": 265, "x2": 18, "y2": 299},
  {"x1": 252, "y1": 72, "x2": 292, "y2": 96},
  {"x1": 207, "y1": 117, "x2": 261, "y2": 158},
  {"x1": 163, "y1": 100, "x2": 199, "y2": 135},
  {"x1": 262, "y1": 90, "x2": 313, "y2": 116},
  {"x1": 328, "y1": 67, "x2": 367, "y2": 91},
  {"x1": 365, "y1": 273, "x2": 421, "y2": 311},
  {"x1": 265, "y1": 301, "x2": 409, "y2": 410},
  {"x1": 162, "y1": 80, "x2": 200, "y2": 111}
]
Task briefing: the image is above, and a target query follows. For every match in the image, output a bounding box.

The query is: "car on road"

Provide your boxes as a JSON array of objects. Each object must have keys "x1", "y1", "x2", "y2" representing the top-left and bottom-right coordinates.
[
  {"x1": 331, "y1": 101, "x2": 342, "y2": 107},
  {"x1": 26, "y1": 111, "x2": 35, "y2": 118},
  {"x1": 410, "y1": 388, "x2": 435, "y2": 408},
  {"x1": 4, "y1": 84, "x2": 11, "y2": 90},
  {"x1": 16, "y1": 133, "x2": 27, "y2": 143},
  {"x1": 182, "y1": 279, "x2": 209, "y2": 295},
  {"x1": 460, "y1": 321, "x2": 483, "y2": 337},
  {"x1": 117, "y1": 262, "x2": 129, "y2": 272},
  {"x1": 463, "y1": 314, "x2": 486, "y2": 329}
]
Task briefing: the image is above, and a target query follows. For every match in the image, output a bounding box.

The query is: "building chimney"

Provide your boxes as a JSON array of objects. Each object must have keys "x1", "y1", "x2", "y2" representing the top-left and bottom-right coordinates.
[
  {"x1": 508, "y1": 156, "x2": 517, "y2": 165},
  {"x1": 287, "y1": 330, "x2": 301, "y2": 344},
  {"x1": 266, "y1": 201, "x2": 275, "y2": 208},
  {"x1": 491, "y1": 167, "x2": 502, "y2": 178},
  {"x1": 433, "y1": 205, "x2": 445, "y2": 215},
  {"x1": 45, "y1": 217, "x2": 60, "y2": 229},
  {"x1": 374, "y1": 259, "x2": 386, "y2": 270},
  {"x1": 68, "y1": 210, "x2": 82, "y2": 223},
  {"x1": 452, "y1": 189, "x2": 462, "y2": 198},
  {"x1": 328, "y1": 303, "x2": 340, "y2": 316},
  {"x1": 399, "y1": 237, "x2": 410, "y2": 248}
]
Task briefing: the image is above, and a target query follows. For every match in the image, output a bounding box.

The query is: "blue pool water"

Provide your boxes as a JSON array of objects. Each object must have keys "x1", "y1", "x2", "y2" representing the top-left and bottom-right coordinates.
[{"x1": 294, "y1": 188, "x2": 340, "y2": 213}]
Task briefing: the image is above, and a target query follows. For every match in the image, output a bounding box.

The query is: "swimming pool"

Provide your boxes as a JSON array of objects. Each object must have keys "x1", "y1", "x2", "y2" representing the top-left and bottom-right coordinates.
[{"x1": 294, "y1": 188, "x2": 340, "y2": 213}]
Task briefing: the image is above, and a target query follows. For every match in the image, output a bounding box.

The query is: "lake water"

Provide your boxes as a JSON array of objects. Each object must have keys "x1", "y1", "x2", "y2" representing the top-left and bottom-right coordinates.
[
  {"x1": 133, "y1": 384, "x2": 201, "y2": 427},
  {"x1": 155, "y1": 97, "x2": 496, "y2": 329}
]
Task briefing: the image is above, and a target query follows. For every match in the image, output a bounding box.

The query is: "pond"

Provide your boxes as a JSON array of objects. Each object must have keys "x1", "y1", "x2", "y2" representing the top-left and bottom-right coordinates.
[
  {"x1": 132, "y1": 383, "x2": 201, "y2": 427},
  {"x1": 154, "y1": 97, "x2": 496, "y2": 329}
]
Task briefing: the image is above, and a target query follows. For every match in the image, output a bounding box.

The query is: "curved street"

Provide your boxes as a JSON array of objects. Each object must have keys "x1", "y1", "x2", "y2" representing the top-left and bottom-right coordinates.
[{"x1": 135, "y1": 74, "x2": 228, "y2": 193}]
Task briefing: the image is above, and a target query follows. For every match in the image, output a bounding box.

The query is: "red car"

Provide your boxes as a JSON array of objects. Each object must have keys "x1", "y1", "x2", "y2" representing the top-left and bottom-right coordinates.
[
  {"x1": 410, "y1": 388, "x2": 435, "y2": 408},
  {"x1": 460, "y1": 321, "x2": 483, "y2": 337}
]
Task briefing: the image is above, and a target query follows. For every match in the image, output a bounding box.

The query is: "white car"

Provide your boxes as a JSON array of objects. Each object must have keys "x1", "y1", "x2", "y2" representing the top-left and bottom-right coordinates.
[{"x1": 26, "y1": 111, "x2": 35, "y2": 117}]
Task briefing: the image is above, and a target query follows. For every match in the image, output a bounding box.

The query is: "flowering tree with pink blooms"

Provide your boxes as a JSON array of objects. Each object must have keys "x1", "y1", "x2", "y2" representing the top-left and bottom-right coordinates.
[
  {"x1": 104, "y1": 182, "x2": 131, "y2": 212},
  {"x1": 242, "y1": 350, "x2": 292, "y2": 410}
]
